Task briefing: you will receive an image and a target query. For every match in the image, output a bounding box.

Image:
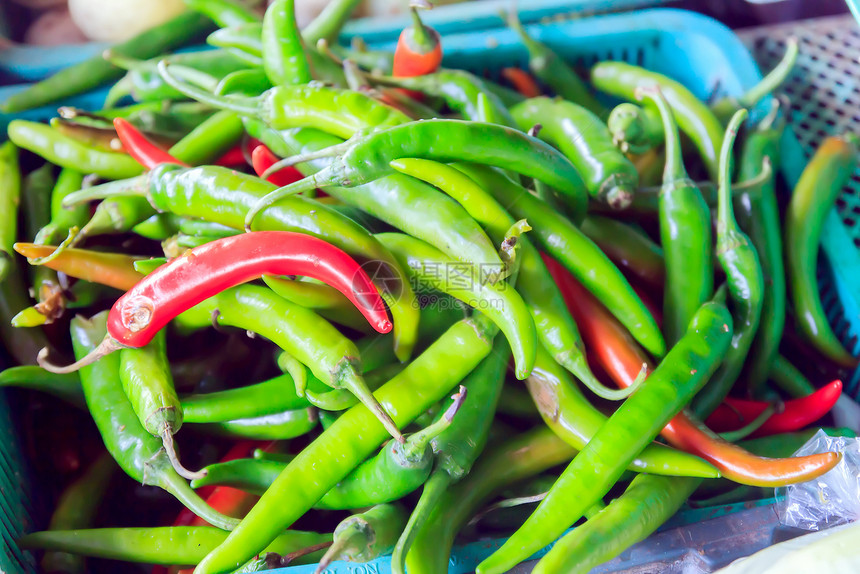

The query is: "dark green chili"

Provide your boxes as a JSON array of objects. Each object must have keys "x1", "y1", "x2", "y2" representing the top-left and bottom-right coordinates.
[
  {"x1": 637, "y1": 87, "x2": 714, "y2": 346},
  {"x1": 511, "y1": 97, "x2": 639, "y2": 209},
  {"x1": 736, "y1": 110, "x2": 786, "y2": 396},
  {"x1": 692, "y1": 110, "x2": 764, "y2": 417},
  {"x1": 506, "y1": 11, "x2": 602, "y2": 114}
]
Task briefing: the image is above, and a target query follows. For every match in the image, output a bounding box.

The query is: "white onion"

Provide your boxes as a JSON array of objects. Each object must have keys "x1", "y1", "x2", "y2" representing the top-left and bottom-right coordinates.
[{"x1": 68, "y1": 0, "x2": 186, "y2": 42}]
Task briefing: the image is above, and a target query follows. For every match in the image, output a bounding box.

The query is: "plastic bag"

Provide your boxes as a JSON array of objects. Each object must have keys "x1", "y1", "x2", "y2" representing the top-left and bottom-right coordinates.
[{"x1": 776, "y1": 429, "x2": 860, "y2": 531}]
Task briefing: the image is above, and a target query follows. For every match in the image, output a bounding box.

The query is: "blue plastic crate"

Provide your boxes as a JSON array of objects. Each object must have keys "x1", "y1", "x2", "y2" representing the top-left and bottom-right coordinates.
[{"x1": 1, "y1": 5, "x2": 858, "y2": 574}]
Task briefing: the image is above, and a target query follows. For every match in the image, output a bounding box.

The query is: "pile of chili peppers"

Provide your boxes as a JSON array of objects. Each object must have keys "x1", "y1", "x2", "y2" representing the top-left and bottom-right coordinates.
[{"x1": 0, "y1": 0, "x2": 858, "y2": 572}]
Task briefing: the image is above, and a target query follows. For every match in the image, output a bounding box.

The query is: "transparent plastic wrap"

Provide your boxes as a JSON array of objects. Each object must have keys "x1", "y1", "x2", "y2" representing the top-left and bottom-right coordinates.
[{"x1": 776, "y1": 429, "x2": 860, "y2": 531}]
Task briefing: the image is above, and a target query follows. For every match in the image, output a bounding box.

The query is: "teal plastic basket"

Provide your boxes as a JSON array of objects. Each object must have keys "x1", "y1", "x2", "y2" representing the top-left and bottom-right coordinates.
[{"x1": 1, "y1": 6, "x2": 859, "y2": 574}]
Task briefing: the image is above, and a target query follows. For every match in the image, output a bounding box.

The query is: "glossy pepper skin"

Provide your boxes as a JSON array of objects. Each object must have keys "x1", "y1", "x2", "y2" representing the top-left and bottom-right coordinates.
[
  {"x1": 18, "y1": 527, "x2": 329, "y2": 567},
  {"x1": 377, "y1": 232, "x2": 536, "y2": 379},
  {"x1": 511, "y1": 97, "x2": 639, "y2": 209},
  {"x1": 8, "y1": 121, "x2": 144, "y2": 181},
  {"x1": 193, "y1": 315, "x2": 498, "y2": 573},
  {"x1": 393, "y1": 8, "x2": 443, "y2": 78},
  {"x1": 458, "y1": 164, "x2": 665, "y2": 358},
  {"x1": 391, "y1": 158, "x2": 622, "y2": 400},
  {"x1": 262, "y1": 0, "x2": 312, "y2": 87},
  {"x1": 638, "y1": 87, "x2": 714, "y2": 347},
  {"x1": 525, "y1": 342, "x2": 719, "y2": 478},
  {"x1": 691, "y1": 110, "x2": 764, "y2": 418},
  {"x1": 591, "y1": 61, "x2": 725, "y2": 181},
  {"x1": 68, "y1": 312, "x2": 239, "y2": 531},
  {"x1": 556, "y1": 265, "x2": 843, "y2": 487},
  {"x1": 272, "y1": 125, "x2": 506, "y2": 286},
  {"x1": 406, "y1": 427, "x2": 575, "y2": 574},
  {"x1": 785, "y1": 134, "x2": 859, "y2": 369},
  {"x1": 477, "y1": 302, "x2": 734, "y2": 574}
]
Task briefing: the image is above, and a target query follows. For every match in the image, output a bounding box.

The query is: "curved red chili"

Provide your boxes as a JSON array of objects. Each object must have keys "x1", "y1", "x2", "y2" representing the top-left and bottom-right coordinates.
[
  {"x1": 706, "y1": 380, "x2": 842, "y2": 437},
  {"x1": 39, "y1": 231, "x2": 392, "y2": 372},
  {"x1": 113, "y1": 118, "x2": 189, "y2": 169},
  {"x1": 251, "y1": 145, "x2": 303, "y2": 186}
]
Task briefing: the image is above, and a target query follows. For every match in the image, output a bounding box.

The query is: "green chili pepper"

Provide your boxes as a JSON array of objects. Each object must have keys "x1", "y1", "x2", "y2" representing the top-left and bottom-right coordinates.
[
  {"x1": 194, "y1": 315, "x2": 498, "y2": 573},
  {"x1": 477, "y1": 301, "x2": 733, "y2": 574},
  {"x1": 19, "y1": 527, "x2": 329, "y2": 567},
  {"x1": 370, "y1": 69, "x2": 519, "y2": 127},
  {"x1": 710, "y1": 39, "x2": 799, "y2": 123},
  {"x1": 692, "y1": 110, "x2": 764, "y2": 417},
  {"x1": 185, "y1": 0, "x2": 261, "y2": 27},
  {"x1": 525, "y1": 344, "x2": 719, "y2": 477},
  {"x1": 0, "y1": 366, "x2": 83, "y2": 407},
  {"x1": 264, "y1": 275, "x2": 374, "y2": 334},
  {"x1": 41, "y1": 452, "x2": 115, "y2": 574},
  {"x1": 168, "y1": 110, "x2": 245, "y2": 166},
  {"x1": 215, "y1": 68, "x2": 273, "y2": 97},
  {"x1": 303, "y1": 0, "x2": 364, "y2": 45},
  {"x1": 119, "y1": 330, "x2": 202, "y2": 480},
  {"x1": 35, "y1": 169, "x2": 91, "y2": 247},
  {"x1": 456, "y1": 163, "x2": 666, "y2": 358},
  {"x1": 8, "y1": 121, "x2": 143, "y2": 180},
  {"x1": 78, "y1": 196, "x2": 158, "y2": 244},
  {"x1": 105, "y1": 50, "x2": 251, "y2": 107},
  {"x1": 132, "y1": 213, "x2": 183, "y2": 241},
  {"x1": 271, "y1": 126, "x2": 506, "y2": 285},
  {"x1": 637, "y1": 87, "x2": 714, "y2": 346},
  {"x1": 391, "y1": 158, "x2": 632, "y2": 400},
  {"x1": 316, "y1": 504, "x2": 407, "y2": 572},
  {"x1": 511, "y1": 97, "x2": 639, "y2": 209},
  {"x1": 101, "y1": 102, "x2": 219, "y2": 141},
  {"x1": 197, "y1": 408, "x2": 319, "y2": 440},
  {"x1": 506, "y1": 11, "x2": 602, "y2": 114},
  {"x1": 769, "y1": 355, "x2": 815, "y2": 398},
  {"x1": 785, "y1": 133, "x2": 859, "y2": 368},
  {"x1": 405, "y1": 427, "x2": 575, "y2": 574},
  {"x1": 63, "y1": 164, "x2": 420, "y2": 363},
  {"x1": 262, "y1": 0, "x2": 312, "y2": 86},
  {"x1": 0, "y1": 142, "x2": 21, "y2": 282},
  {"x1": 391, "y1": 339, "x2": 508, "y2": 574},
  {"x1": 0, "y1": 11, "x2": 214, "y2": 113},
  {"x1": 306, "y1": 364, "x2": 407, "y2": 412},
  {"x1": 242, "y1": 119, "x2": 589, "y2": 230},
  {"x1": 377, "y1": 232, "x2": 536, "y2": 379},
  {"x1": 592, "y1": 61, "x2": 725, "y2": 181},
  {"x1": 736, "y1": 110, "x2": 786, "y2": 397},
  {"x1": 536, "y1": 473, "x2": 703, "y2": 574},
  {"x1": 580, "y1": 215, "x2": 665, "y2": 291},
  {"x1": 607, "y1": 102, "x2": 663, "y2": 154},
  {"x1": 69, "y1": 311, "x2": 239, "y2": 530},
  {"x1": 161, "y1": 69, "x2": 408, "y2": 138},
  {"x1": 192, "y1": 457, "x2": 289, "y2": 494}
]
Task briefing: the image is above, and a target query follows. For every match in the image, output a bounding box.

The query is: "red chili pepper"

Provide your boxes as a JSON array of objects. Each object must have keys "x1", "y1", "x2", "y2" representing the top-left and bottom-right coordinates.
[
  {"x1": 43, "y1": 231, "x2": 393, "y2": 372},
  {"x1": 630, "y1": 281, "x2": 662, "y2": 329},
  {"x1": 113, "y1": 118, "x2": 188, "y2": 169},
  {"x1": 706, "y1": 380, "x2": 842, "y2": 437},
  {"x1": 251, "y1": 145, "x2": 304, "y2": 186},
  {"x1": 501, "y1": 67, "x2": 542, "y2": 98},
  {"x1": 393, "y1": 6, "x2": 443, "y2": 78},
  {"x1": 545, "y1": 254, "x2": 841, "y2": 487}
]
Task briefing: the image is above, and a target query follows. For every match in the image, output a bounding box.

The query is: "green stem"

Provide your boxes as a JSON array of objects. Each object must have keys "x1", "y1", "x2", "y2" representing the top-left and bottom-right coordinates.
[
  {"x1": 402, "y1": 385, "x2": 466, "y2": 459},
  {"x1": 637, "y1": 87, "x2": 687, "y2": 184},
  {"x1": 156, "y1": 61, "x2": 259, "y2": 116},
  {"x1": 338, "y1": 366, "x2": 404, "y2": 443},
  {"x1": 718, "y1": 404, "x2": 775, "y2": 443},
  {"x1": 244, "y1": 171, "x2": 329, "y2": 231},
  {"x1": 160, "y1": 470, "x2": 240, "y2": 531},
  {"x1": 62, "y1": 176, "x2": 148, "y2": 206},
  {"x1": 717, "y1": 110, "x2": 748, "y2": 236}
]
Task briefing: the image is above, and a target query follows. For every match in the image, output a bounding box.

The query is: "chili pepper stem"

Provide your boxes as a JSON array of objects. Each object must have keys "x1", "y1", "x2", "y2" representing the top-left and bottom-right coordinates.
[
  {"x1": 62, "y1": 176, "x2": 148, "y2": 206},
  {"x1": 158, "y1": 470, "x2": 240, "y2": 531},
  {"x1": 261, "y1": 146, "x2": 349, "y2": 179},
  {"x1": 156, "y1": 61, "x2": 259, "y2": 116},
  {"x1": 161, "y1": 427, "x2": 207, "y2": 481},
  {"x1": 563, "y1": 353, "x2": 645, "y2": 401},
  {"x1": 718, "y1": 404, "x2": 776, "y2": 442},
  {"x1": 37, "y1": 336, "x2": 124, "y2": 374},
  {"x1": 27, "y1": 227, "x2": 80, "y2": 265},
  {"x1": 268, "y1": 541, "x2": 334, "y2": 569},
  {"x1": 717, "y1": 110, "x2": 749, "y2": 235},
  {"x1": 391, "y1": 470, "x2": 450, "y2": 574},
  {"x1": 244, "y1": 174, "x2": 327, "y2": 231},
  {"x1": 340, "y1": 367, "x2": 405, "y2": 443},
  {"x1": 314, "y1": 531, "x2": 360, "y2": 574},
  {"x1": 468, "y1": 492, "x2": 550, "y2": 529},
  {"x1": 403, "y1": 385, "x2": 467, "y2": 459},
  {"x1": 636, "y1": 86, "x2": 686, "y2": 184}
]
